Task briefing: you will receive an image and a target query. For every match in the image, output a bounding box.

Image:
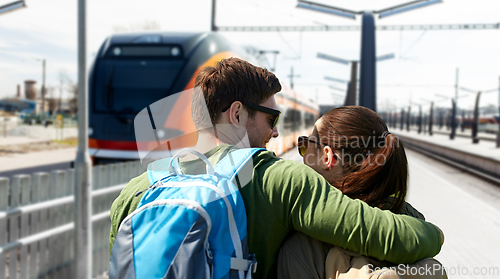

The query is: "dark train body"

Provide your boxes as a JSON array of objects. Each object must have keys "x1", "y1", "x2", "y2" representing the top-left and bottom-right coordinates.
[{"x1": 88, "y1": 32, "x2": 318, "y2": 164}]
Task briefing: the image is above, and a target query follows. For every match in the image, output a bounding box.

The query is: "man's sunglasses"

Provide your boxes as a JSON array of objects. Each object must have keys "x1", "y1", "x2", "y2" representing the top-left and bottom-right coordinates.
[
  {"x1": 297, "y1": 136, "x2": 337, "y2": 159},
  {"x1": 222, "y1": 101, "x2": 281, "y2": 129}
]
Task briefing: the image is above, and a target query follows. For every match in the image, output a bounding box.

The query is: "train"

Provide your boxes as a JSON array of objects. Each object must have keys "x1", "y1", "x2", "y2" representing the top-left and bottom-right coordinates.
[
  {"x1": 461, "y1": 115, "x2": 500, "y2": 133},
  {"x1": 88, "y1": 32, "x2": 319, "y2": 165}
]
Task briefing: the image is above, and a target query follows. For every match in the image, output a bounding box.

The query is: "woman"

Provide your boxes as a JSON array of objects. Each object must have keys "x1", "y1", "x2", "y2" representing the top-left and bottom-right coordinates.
[{"x1": 278, "y1": 106, "x2": 446, "y2": 279}]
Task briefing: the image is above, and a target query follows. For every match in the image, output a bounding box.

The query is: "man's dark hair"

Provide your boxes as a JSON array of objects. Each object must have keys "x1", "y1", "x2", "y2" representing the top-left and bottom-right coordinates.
[{"x1": 192, "y1": 57, "x2": 281, "y2": 129}]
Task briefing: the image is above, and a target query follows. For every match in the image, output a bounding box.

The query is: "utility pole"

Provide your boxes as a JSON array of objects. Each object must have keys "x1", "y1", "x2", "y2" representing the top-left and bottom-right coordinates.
[
  {"x1": 211, "y1": 0, "x2": 217, "y2": 31},
  {"x1": 75, "y1": 0, "x2": 92, "y2": 278},
  {"x1": 288, "y1": 67, "x2": 300, "y2": 89},
  {"x1": 455, "y1": 68, "x2": 459, "y2": 104},
  {"x1": 258, "y1": 50, "x2": 280, "y2": 71},
  {"x1": 347, "y1": 61, "x2": 358, "y2": 105},
  {"x1": 497, "y1": 76, "x2": 500, "y2": 147},
  {"x1": 42, "y1": 59, "x2": 46, "y2": 114},
  {"x1": 450, "y1": 68, "x2": 459, "y2": 139},
  {"x1": 59, "y1": 74, "x2": 63, "y2": 114}
]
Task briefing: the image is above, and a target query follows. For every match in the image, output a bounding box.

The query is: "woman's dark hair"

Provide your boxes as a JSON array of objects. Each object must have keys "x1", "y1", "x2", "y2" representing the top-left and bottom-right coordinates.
[{"x1": 317, "y1": 106, "x2": 408, "y2": 213}]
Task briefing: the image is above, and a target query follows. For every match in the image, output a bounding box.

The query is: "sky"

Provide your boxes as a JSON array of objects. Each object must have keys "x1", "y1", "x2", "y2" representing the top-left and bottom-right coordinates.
[{"x1": 0, "y1": 0, "x2": 499, "y2": 112}]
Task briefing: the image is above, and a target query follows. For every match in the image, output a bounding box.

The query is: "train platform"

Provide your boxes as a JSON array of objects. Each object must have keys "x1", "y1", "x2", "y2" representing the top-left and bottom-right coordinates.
[
  {"x1": 0, "y1": 136, "x2": 51, "y2": 146},
  {"x1": 393, "y1": 128, "x2": 500, "y2": 161},
  {"x1": 405, "y1": 150, "x2": 500, "y2": 279},
  {"x1": 430, "y1": 129, "x2": 497, "y2": 141},
  {"x1": 392, "y1": 128, "x2": 500, "y2": 183},
  {"x1": 0, "y1": 147, "x2": 76, "y2": 172}
]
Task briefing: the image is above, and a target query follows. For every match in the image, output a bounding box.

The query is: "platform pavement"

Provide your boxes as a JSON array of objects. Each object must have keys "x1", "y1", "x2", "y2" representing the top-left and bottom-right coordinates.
[
  {"x1": 395, "y1": 125, "x2": 497, "y2": 141},
  {"x1": 0, "y1": 136, "x2": 51, "y2": 146},
  {"x1": 393, "y1": 128, "x2": 500, "y2": 162},
  {"x1": 429, "y1": 128, "x2": 497, "y2": 141},
  {"x1": 4, "y1": 125, "x2": 78, "y2": 141},
  {"x1": 0, "y1": 126, "x2": 78, "y2": 172},
  {"x1": 0, "y1": 147, "x2": 76, "y2": 172},
  {"x1": 405, "y1": 151, "x2": 500, "y2": 279}
]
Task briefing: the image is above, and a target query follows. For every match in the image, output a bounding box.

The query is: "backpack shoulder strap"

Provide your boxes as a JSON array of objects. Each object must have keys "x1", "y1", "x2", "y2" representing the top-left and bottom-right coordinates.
[
  {"x1": 214, "y1": 148, "x2": 264, "y2": 190},
  {"x1": 146, "y1": 148, "x2": 264, "y2": 187},
  {"x1": 146, "y1": 157, "x2": 177, "y2": 186}
]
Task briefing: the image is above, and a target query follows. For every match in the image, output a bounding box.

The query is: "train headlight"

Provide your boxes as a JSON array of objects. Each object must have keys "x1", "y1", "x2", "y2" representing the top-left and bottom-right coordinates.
[
  {"x1": 113, "y1": 47, "x2": 121, "y2": 56},
  {"x1": 88, "y1": 127, "x2": 93, "y2": 136},
  {"x1": 171, "y1": 47, "x2": 180, "y2": 57}
]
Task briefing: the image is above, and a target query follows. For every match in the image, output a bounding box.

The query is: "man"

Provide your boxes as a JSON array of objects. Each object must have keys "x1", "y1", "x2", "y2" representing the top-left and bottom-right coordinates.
[{"x1": 109, "y1": 58, "x2": 443, "y2": 279}]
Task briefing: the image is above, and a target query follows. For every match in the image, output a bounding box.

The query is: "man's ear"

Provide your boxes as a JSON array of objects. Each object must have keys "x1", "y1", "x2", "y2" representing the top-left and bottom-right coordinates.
[
  {"x1": 322, "y1": 146, "x2": 337, "y2": 170},
  {"x1": 227, "y1": 101, "x2": 246, "y2": 125}
]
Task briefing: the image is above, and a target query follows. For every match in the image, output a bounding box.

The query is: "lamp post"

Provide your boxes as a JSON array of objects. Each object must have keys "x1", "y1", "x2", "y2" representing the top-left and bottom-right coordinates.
[
  {"x1": 459, "y1": 86, "x2": 499, "y2": 144},
  {"x1": 429, "y1": 101, "x2": 434, "y2": 135},
  {"x1": 435, "y1": 93, "x2": 468, "y2": 139},
  {"x1": 450, "y1": 99, "x2": 457, "y2": 140},
  {"x1": 75, "y1": 0, "x2": 92, "y2": 278},
  {"x1": 298, "y1": 0, "x2": 442, "y2": 112},
  {"x1": 498, "y1": 77, "x2": 500, "y2": 148},
  {"x1": 400, "y1": 108, "x2": 405, "y2": 131},
  {"x1": 406, "y1": 106, "x2": 411, "y2": 132},
  {"x1": 420, "y1": 98, "x2": 434, "y2": 135},
  {"x1": 472, "y1": 92, "x2": 481, "y2": 144}
]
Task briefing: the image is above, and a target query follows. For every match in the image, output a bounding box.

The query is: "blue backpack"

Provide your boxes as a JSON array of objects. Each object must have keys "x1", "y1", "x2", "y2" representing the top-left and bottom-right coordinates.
[{"x1": 109, "y1": 147, "x2": 263, "y2": 279}]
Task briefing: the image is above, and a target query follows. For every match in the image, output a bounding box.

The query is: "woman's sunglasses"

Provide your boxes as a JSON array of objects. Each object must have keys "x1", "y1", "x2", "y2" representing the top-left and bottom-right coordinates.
[
  {"x1": 222, "y1": 101, "x2": 281, "y2": 129},
  {"x1": 297, "y1": 136, "x2": 337, "y2": 159}
]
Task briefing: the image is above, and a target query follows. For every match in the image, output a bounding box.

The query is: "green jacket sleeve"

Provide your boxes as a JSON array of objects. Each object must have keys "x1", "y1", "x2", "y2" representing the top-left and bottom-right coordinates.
[
  {"x1": 260, "y1": 157, "x2": 442, "y2": 264},
  {"x1": 109, "y1": 172, "x2": 150, "y2": 255}
]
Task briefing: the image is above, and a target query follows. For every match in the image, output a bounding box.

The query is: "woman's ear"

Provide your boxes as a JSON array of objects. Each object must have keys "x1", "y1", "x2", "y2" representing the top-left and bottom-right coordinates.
[{"x1": 322, "y1": 146, "x2": 337, "y2": 170}]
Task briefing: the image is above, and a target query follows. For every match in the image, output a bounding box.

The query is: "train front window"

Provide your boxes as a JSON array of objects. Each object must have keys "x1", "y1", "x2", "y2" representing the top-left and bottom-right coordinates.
[{"x1": 93, "y1": 58, "x2": 184, "y2": 114}]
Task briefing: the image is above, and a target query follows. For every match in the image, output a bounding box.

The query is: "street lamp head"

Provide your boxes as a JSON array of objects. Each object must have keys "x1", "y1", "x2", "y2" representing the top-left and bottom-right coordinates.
[
  {"x1": 376, "y1": 53, "x2": 395, "y2": 62},
  {"x1": 317, "y1": 52, "x2": 350, "y2": 65},
  {"x1": 324, "y1": 76, "x2": 348, "y2": 83},
  {"x1": 459, "y1": 86, "x2": 477, "y2": 94},
  {"x1": 0, "y1": 1, "x2": 26, "y2": 16},
  {"x1": 296, "y1": 1, "x2": 357, "y2": 20},
  {"x1": 377, "y1": 0, "x2": 443, "y2": 19}
]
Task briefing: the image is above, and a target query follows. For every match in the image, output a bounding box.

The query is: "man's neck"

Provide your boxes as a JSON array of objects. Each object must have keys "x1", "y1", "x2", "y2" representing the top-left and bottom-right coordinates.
[
  {"x1": 194, "y1": 131, "x2": 221, "y2": 154},
  {"x1": 183, "y1": 125, "x2": 251, "y2": 161}
]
